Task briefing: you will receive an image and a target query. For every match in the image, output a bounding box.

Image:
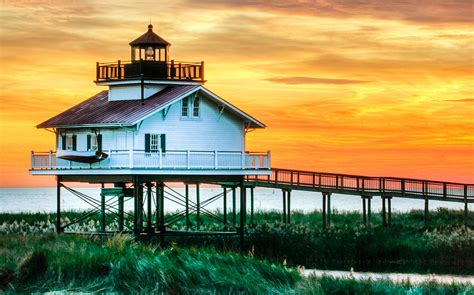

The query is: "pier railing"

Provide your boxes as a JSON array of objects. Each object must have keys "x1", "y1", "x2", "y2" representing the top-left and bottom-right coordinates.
[
  {"x1": 30, "y1": 150, "x2": 270, "y2": 171},
  {"x1": 246, "y1": 168, "x2": 474, "y2": 203}
]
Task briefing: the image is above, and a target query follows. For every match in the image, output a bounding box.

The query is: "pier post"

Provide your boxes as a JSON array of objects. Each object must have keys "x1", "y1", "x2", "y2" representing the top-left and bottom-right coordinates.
[
  {"x1": 146, "y1": 182, "x2": 153, "y2": 234},
  {"x1": 367, "y1": 196, "x2": 372, "y2": 227},
  {"x1": 388, "y1": 197, "x2": 392, "y2": 225},
  {"x1": 382, "y1": 196, "x2": 387, "y2": 227},
  {"x1": 196, "y1": 183, "x2": 200, "y2": 230},
  {"x1": 223, "y1": 186, "x2": 227, "y2": 228},
  {"x1": 464, "y1": 185, "x2": 468, "y2": 229},
  {"x1": 362, "y1": 196, "x2": 367, "y2": 226},
  {"x1": 326, "y1": 193, "x2": 331, "y2": 225},
  {"x1": 322, "y1": 193, "x2": 327, "y2": 229},
  {"x1": 56, "y1": 176, "x2": 62, "y2": 234},
  {"x1": 157, "y1": 182, "x2": 165, "y2": 244},
  {"x1": 239, "y1": 180, "x2": 246, "y2": 254},
  {"x1": 133, "y1": 177, "x2": 139, "y2": 237},
  {"x1": 185, "y1": 184, "x2": 190, "y2": 230},
  {"x1": 100, "y1": 184, "x2": 106, "y2": 233},
  {"x1": 232, "y1": 187, "x2": 236, "y2": 226},
  {"x1": 424, "y1": 197, "x2": 429, "y2": 228},
  {"x1": 250, "y1": 187, "x2": 255, "y2": 227},
  {"x1": 287, "y1": 190, "x2": 291, "y2": 223},
  {"x1": 137, "y1": 184, "x2": 144, "y2": 233},
  {"x1": 282, "y1": 190, "x2": 287, "y2": 223},
  {"x1": 118, "y1": 183, "x2": 124, "y2": 232}
]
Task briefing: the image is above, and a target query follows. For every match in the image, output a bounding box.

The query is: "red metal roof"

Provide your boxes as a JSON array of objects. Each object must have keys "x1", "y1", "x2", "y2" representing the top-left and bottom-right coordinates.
[
  {"x1": 37, "y1": 85, "x2": 199, "y2": 128},
  {"x1": 129, "y1": 24, "x2": 170, "y2": 46}
]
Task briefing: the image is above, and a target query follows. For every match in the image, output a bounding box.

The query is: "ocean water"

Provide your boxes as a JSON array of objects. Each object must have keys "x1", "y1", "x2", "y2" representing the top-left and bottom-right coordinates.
[{"x1": 0, "y1": 187, "x2": 470, "y2": 214}]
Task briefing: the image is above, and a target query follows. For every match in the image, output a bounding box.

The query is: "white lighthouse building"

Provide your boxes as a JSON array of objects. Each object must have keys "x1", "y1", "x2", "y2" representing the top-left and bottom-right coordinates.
[
  {"x1": 29, "y1": 24, "x2": 271, "y2": 239},
  {"x1": 30, "y1": 24, "x2": 270, "y2": 176}
]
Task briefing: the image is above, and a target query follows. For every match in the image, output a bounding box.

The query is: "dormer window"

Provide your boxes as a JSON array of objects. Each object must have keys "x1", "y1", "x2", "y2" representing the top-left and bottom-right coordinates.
[
  {"x1": 181, "y1": 97, "x2": 189, "y2": 117},
  {"x1": 181, "y1": 95, "x2": 200, "y2": 119},
  {"x1": 192, "y1": 96, "x2": 200, "y2": 117}
]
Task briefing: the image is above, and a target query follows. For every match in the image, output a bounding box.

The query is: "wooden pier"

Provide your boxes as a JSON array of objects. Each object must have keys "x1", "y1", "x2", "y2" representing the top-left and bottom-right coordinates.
[{"x1": 245, "y1": 168, "x2": 473, "y2": 228}]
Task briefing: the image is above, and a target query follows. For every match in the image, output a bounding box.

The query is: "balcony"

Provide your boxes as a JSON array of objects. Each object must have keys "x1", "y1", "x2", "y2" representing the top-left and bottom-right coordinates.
[
  {"x1": 30, "y1": 150, "x2": 270, "y2": 174},
  {"x1": 96, "y1": 60, "x2": 204, "y2": 83}
]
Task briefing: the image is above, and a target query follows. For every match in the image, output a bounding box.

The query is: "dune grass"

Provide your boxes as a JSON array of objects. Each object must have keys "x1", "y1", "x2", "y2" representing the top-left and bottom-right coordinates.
[
  {"x1": 0, "y1": 234, "x2": 472, "y2": 294},
  {"x1": 1, "y1": 209, "x2": 473, "y2": 275}
]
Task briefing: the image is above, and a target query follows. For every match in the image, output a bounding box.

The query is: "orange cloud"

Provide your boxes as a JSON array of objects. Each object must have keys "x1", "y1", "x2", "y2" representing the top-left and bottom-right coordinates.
[{"x1": 0, "y1": 0, "x2": 473, "y2": 187}]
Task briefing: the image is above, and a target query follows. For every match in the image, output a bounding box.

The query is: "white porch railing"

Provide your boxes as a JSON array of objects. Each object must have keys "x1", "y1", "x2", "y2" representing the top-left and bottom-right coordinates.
[{"x1": 30, "y1": 150, "x2": 271, "y2": 170}]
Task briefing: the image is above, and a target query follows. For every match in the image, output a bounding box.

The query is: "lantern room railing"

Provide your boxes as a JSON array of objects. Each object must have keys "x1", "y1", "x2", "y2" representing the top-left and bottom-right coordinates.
[{"x1": 95, "y1": 60, "x2": 205, "y2": 82}]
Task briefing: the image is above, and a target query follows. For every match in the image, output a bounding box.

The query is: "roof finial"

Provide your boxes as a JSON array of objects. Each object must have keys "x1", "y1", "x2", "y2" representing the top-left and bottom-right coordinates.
[{"x1": 148, "y1": 17, "x2": 153, "y2": 31}]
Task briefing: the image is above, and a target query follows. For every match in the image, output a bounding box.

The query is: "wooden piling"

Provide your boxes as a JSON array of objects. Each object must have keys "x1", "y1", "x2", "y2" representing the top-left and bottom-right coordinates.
[
  {"x1": 232, "y1": 187, "x2": 236, "y2": 226},
  {"x1": 322, "y1": 193, "x2": 327, "y2": 229},
  {"x1": 146, "y1": 183, "x2": 153, "y2": 234},
  {"x1": 362, "y1": 196, "x2": 367, "y2": 226},
  {"x1": 282, "y1": 190, "x2": 287, "y2": 223},
  {"x1": 223, "y1": 187, "x2": 227, "y2": 227},
  {"x1": 250, "y1": 187, "x2": 255, "y2": 227},
  {"x1": 185, "y1": 184, "x2": 190, "y2": 230},
  {"x1": 56, "y1": 176, "x2": 61, "y2": 234},
  {"x1": 326, "y1": 193, "x2": 331, "y2": 225},
  {"x1": 382, "y1": 196, "x2": 387, "y2": 227},
  {"x1": 287, "y1": 190, "x2": 291, "y2": 223},
  {"x1": 239, "y1": 181, "x2": 246, "y2": 253},
  {"x1": 367, "y1": 196, "x2": 372, "y2": 227},
  {"x1": 118, "y1": 188, "x2": 124, "y2": 232},
  {"x1": 388, "y1": 197, "x2": 392, "y2": 225},
  {"x1": 196, "y1": 183, "x2": 201, "y2": 230}
]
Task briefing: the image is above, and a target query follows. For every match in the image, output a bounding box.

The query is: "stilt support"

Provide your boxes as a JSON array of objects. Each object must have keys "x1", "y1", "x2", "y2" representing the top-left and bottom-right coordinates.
[
  {"x1": 250, "y1": 187, "x2": 255, "y2": 227},
  {"x1": 56, "y1": 176, "x2": 62, "y2": 234},
  {"x1": 239, "y1": 180, "x2": 246, "y2": 254},
  {"x1": 223, "y1": 186, "x2": 227, "y2": 228},
  {"x1": 322, "y1": 193, "x2": 331, "y2": 228},
  {"x1": 146, "y1": 182, "x2": 153, "y2": 234},
  {"x1": 196, "y1": 183, "x2": 200, "y2": 230},
  {"x1": 232, "y1": 187, "x2": 236, "y2": 226},
  {"x1": 282, "y1": 190, "x2": 287, "y2": 223},
  {"x1": 185, "y1": 184, "x2": 190, "y2": 230}
]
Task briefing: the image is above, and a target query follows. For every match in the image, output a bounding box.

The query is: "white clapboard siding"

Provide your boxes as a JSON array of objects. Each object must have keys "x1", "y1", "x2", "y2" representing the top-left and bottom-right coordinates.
[
  {"x1": 136, "y1": 94, "x2": 244, "y2": 152},
  {"x1": 57, "y1": 94, "x2": 244, "y2": 153}
]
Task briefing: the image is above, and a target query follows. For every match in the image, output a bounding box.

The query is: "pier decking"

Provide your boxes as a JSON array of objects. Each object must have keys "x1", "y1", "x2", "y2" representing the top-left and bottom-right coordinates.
[{"x1": 246, "y1": 168, "x2": 473, "y2": 203}]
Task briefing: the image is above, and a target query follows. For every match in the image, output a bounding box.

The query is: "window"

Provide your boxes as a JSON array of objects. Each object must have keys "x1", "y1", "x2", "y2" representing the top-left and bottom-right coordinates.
[
  {"x1": 181, "y1": 97, "x2": 189, "y2": 117},
  {"x1": 181, "y1": 95, "x2": 201, "y2": 119},
  {"x1": 87, "y1": 134, "x2": 102, "y2": 151},
  {"x1": 66, "y1": 135, "x2": 74, "y2": 150},
  {"x1": 150, "y1": 134, "x2": 160, "y2": 153},
  {"x1": 145, "y1": 133, "x2": 166, "y2": 153},
  {"x1": 62, "y1": 134, "x2": 76, "y2": 151},
  {"x1": 192, "y1": 96, "x2": 200, "y2": 117},
  {"x1": 90, "y1": 135, "x2": 98, "y2": 151}
]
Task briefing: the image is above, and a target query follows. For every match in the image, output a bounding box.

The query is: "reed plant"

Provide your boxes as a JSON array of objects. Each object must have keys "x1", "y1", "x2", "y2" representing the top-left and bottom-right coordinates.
[{"x1": 0, "y1": 234, "x2": 472, "y2": 293}]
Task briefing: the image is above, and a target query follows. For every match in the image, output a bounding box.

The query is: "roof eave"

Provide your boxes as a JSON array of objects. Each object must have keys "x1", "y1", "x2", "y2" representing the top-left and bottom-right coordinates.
[{"x1": 36, "y1": 123, "x2": 135, "y2": 129}]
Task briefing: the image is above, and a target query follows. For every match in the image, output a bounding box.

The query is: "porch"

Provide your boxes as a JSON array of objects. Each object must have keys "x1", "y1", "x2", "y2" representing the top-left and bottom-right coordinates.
[{"x1": 30, "y1": 150, "x2": 271, "y2": 174}]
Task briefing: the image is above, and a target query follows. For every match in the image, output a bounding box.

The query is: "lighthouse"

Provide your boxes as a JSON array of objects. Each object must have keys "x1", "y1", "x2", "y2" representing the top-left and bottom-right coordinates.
[{"x1": 30, "y1": 24, "x2": 271, "y2": 241}]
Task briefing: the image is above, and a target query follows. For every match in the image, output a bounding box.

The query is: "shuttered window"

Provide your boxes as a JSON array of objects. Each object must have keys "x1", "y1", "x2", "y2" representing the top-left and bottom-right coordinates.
[
  {"x1": 87, "y1": 134, "x2": 100, "y2": 151},
  {"x1": 64, "y1": 134, "x2": 75, "y2": 151},
  {"x1": 145, "y1": 133, "x2": 166, "y2": 153}
]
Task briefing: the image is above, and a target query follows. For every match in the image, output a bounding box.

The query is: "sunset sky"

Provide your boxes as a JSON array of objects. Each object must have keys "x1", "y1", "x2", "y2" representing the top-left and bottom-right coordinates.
[{"x1": 0, "y1": 0, "x2": 473, "y2": 187}]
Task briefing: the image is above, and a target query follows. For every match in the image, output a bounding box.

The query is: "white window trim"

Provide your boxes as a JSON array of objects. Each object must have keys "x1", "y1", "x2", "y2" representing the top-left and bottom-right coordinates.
[{"x1": 150, "y1": 133, "x2": 160, "y2": 153}]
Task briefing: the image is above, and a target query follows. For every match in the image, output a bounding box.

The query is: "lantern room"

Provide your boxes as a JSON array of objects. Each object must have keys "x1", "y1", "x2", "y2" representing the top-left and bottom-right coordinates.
[
  {"x1": 129, "y1": 24, "x2": 170, "y2": 62},
  {"x1": 95, "y1": 24, "x2": 205, "y2": 83}
]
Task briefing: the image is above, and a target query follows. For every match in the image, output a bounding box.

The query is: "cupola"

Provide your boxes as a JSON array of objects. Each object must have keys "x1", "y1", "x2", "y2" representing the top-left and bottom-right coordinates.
[{"x1": 129, "y1": 24, "x2": 170, "y2": 62}]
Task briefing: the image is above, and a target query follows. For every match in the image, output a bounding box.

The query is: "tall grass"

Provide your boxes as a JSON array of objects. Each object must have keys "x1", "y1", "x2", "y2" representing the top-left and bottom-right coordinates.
[
  {"x1": 1, "y1": 209, "x2": 472, "y2": 274},
  {"x1": 0, "y1": 234, "x2": 472, "y2": 293}
]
